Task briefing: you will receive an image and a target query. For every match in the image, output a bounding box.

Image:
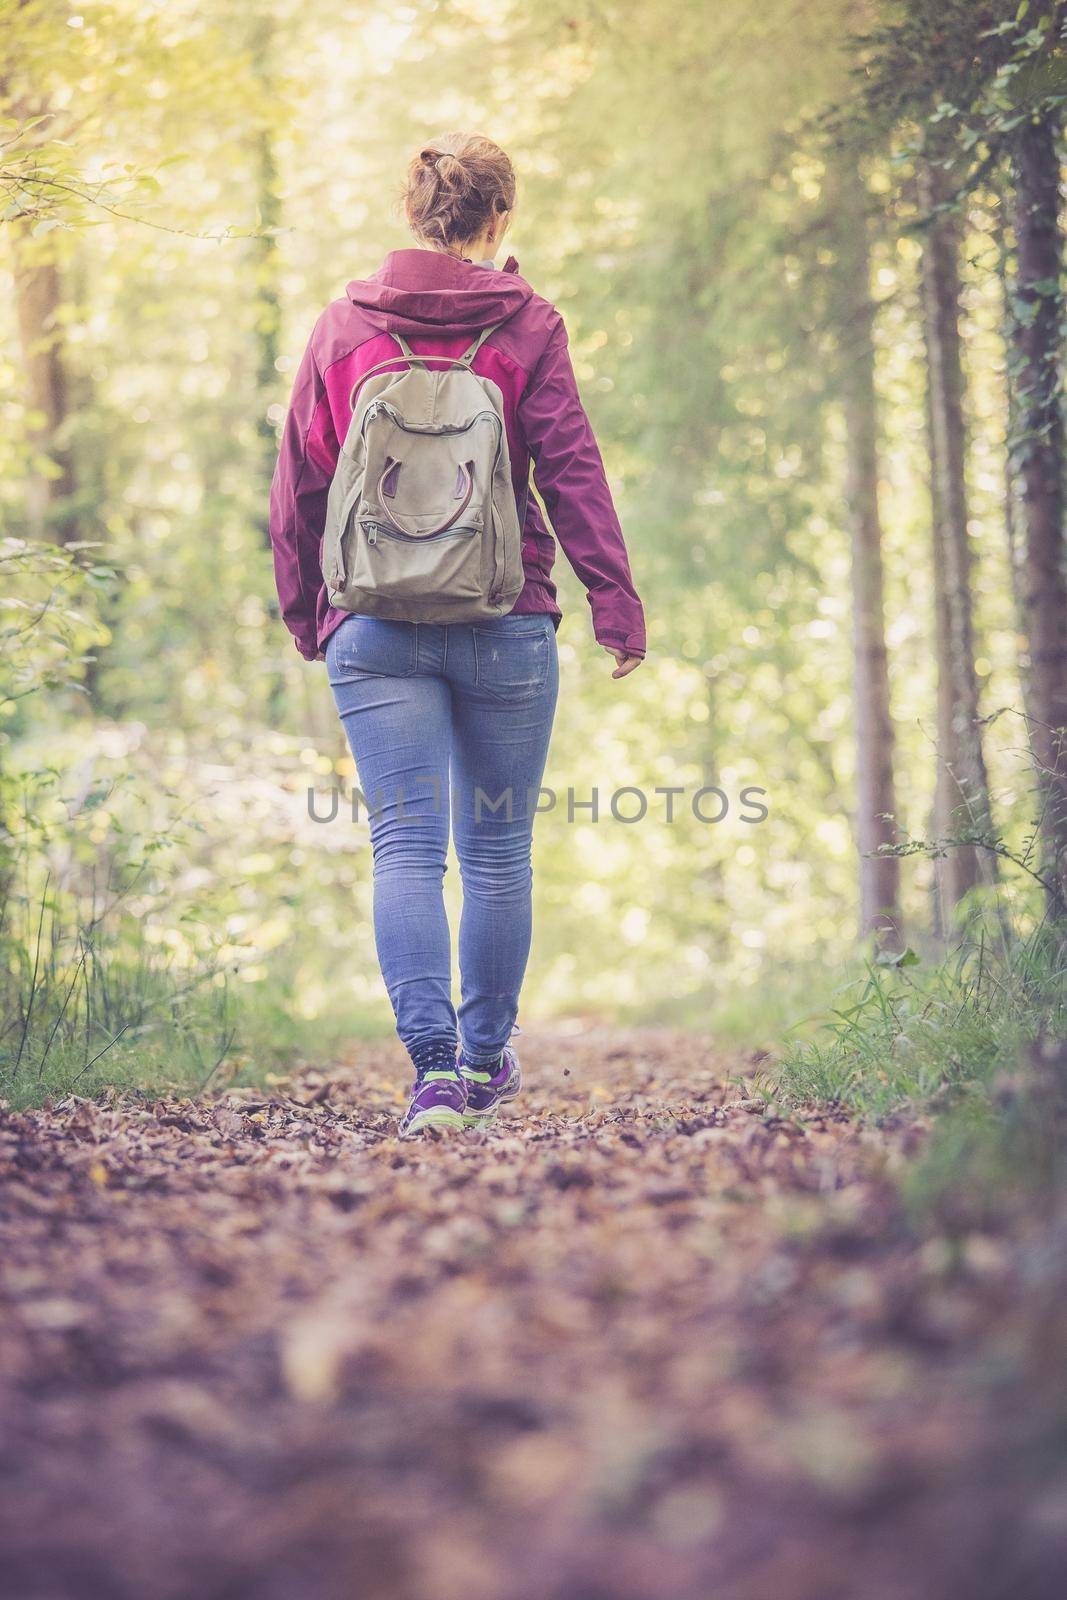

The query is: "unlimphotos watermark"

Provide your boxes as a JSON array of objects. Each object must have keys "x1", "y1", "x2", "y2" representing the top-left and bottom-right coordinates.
[{"x1": 307, "y1": 780, "x2": 769, "y2": 826}]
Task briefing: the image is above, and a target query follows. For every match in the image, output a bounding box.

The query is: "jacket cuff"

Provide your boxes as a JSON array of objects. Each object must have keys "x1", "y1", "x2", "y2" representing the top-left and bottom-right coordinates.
[
  {"x1": 294, "y1": 632, "x2": 319, "y2": 662},
  {"x1": 596, "y1": 630, "x2": 646, "y2": 658}
]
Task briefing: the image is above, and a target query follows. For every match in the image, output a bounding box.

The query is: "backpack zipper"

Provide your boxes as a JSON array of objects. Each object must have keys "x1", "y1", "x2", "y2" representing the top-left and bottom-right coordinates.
[
  {"x1": 364, "y1": 521, "x2": 476, "y2": 546},
  {"x1": 363, "y1": 400, "x2": 502, "y2": 440}
]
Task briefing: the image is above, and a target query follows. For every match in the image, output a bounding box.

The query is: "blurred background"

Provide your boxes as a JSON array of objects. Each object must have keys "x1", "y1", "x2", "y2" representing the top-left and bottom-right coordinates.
[{"x1": 2, "y1": 0, "x2": 1065, "y2": 1103}]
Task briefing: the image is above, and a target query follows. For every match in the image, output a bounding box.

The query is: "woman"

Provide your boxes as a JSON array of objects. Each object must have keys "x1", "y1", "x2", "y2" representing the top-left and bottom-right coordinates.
[{"x1": 270, "y1": 133, "x2": 645, "y2": 1134}]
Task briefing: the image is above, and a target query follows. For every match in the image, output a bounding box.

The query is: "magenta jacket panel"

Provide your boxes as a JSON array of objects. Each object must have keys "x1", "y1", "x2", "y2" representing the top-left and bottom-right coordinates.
[{"x1": 268, "y1": 248, "x2": 646, "y2": 662}]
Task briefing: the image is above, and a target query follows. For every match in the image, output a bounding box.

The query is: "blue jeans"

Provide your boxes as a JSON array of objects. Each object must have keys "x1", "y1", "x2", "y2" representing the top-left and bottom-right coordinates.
[{"x1": 326, "y1": 613, "x2": 559, "y2": 1069}]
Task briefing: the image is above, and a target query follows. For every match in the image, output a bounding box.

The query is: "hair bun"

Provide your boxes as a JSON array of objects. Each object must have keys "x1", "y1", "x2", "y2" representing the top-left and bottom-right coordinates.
[
  {"x1": 436, "y1": 153, "x2": 465, "y2": 185},
  {"x1": 418, "y1": 148, "x2": 466, "y2": 189},
  {"x1": 404, "y1": 133, "x2": 516, "y2": 251}
]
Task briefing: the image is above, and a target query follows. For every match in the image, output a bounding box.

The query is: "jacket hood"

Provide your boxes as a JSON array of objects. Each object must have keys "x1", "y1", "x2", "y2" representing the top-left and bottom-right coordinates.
[{"x1": 346, "y1": 248, "x2": 533, "y2": 336}]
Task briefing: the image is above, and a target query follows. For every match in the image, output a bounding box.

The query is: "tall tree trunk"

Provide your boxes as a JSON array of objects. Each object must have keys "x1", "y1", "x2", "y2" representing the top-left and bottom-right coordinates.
[
  {"x1": 918, "y1": 163, "x2": 996, "y2": 927},
  {"x1": 923, "y1": 374, "x2": 952, "y2": 942},
  {"x1": 247, "y1": 13, "x2": 289, "y2": 726},
  {"x1": 834, "y1": 160, "x2": 902, "y2": 949},
  {"x1": 250, "y1": 14, "x2": 282, "y2": 551},
  {"x1": 3, "y1": 55, "x2": 95, "y2": 702},
  {"x1": 11, "y1": 217, "x2": 78, "y2": 544},
  {"x1": 3, "y1": 43, "x2": 79, "y2": 545},
  {"x1": 997, "y1": 222, "x2": 1028, "y2": 660},
  {"x1": 254, "y1": 125, "x2": 282, "y2": 548},
  {"x1": 1009, "y1": 114, "x2": 1067, "y2": 920}
]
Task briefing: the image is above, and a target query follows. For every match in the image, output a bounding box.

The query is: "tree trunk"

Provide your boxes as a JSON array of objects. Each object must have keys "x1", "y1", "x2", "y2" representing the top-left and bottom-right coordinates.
[
  {"x1": 247, "y1": 12, "x2": 289, "y2": 726},
  {"x1": 254, "y1": 124, "x2": 282, "y2": 550},
  {"x1": 250, "y1": 13, "x2": 282, "y2": 551},
  {"x1": 0, "y1": 39, "x2": 75, "y2": 546},
  {"x1": 834, "y1": 161, "x2": 902, "y2": 949},
  {"x1": 1009, "y1": 114, "x2": 1067, "y2": 920},
  {"x1": 11, "y1": 217, "x2": 78, "y2": 544},
  {"x1": 918, "y1": 162, "x2": 996, "y2": 928}
]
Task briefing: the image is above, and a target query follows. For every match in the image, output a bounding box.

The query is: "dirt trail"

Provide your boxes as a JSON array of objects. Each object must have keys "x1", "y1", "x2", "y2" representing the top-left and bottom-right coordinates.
[{"x1": 0, "y1": 1027, "x2": 1063, "y2": 1600}]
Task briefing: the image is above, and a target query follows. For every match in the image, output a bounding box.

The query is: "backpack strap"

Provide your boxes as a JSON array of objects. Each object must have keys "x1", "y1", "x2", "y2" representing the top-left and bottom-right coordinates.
[
  {"x1": 392, "y1": 332, "x2": 426, "y2": 370},
  {"x1": 348, "y1": 325, "x2": 500, "y2": 411},
  {"x1": 458, "y1": 324, "x2": 499, "y2": 367}
]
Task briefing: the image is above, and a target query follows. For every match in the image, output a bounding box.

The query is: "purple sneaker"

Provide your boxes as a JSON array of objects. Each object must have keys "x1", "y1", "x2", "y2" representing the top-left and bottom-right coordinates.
[
  {"x1": 400, "y1": 1070, "x2": 467, "y2": 1136},
  {"x1": 459, "y1": 1045, "x2": 521, "y2": 1127}
]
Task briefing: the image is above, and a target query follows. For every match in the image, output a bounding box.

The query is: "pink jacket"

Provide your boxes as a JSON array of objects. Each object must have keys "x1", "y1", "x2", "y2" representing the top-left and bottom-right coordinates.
[{"x1": 269, "y1": 248, "x2": 646, "y2": 662}]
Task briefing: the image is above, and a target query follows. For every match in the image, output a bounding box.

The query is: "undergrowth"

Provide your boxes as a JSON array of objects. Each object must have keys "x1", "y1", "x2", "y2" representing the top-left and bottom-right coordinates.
[{"x1": 773, "y1": 921, "x2": 1067, "y2": 1119}]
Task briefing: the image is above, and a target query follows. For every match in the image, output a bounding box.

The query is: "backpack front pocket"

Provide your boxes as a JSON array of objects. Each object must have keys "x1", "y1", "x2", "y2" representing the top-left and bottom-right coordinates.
[{"x1": 345, "y1": 518, "x2": 485, "y2": 604}]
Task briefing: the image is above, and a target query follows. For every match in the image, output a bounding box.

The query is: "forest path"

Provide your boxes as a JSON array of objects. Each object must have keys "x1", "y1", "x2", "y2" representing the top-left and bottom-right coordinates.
[{"x1": 0, "y1": 1026, "x2": 1056, "y2": 1600}]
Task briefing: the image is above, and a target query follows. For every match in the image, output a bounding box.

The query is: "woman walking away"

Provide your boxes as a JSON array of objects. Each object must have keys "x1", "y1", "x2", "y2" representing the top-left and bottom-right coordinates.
[{"x1": 269, "y1": 133, "x2": 646, "y2": 1135}]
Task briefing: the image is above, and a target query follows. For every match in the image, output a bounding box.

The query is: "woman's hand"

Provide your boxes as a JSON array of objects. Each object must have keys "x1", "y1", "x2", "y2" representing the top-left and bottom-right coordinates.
[{"x1": 609, "y1": 649, "x2": 643, "y2": 680}]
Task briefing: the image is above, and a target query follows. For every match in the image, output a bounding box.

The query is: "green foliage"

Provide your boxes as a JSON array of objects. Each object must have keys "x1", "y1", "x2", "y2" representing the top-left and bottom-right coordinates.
[
  {"x1": 904, "y1": 1029, "x2": 1067, "y2": 1226},
  {"x1": 0, "y1": 537, "x2": 112, "y2": 706},
  {"x1": 775, "y1": 922, "x2": 1067, "y2": 1116},
  {"x1": 0, "y1": 114, "x2": 162, "y2": 236},
  {"x1": 0, "y1": 547, "x2": 389, "y2": 1109},
  {"x1": 0, "y1": 750, "x2": 392, "y2": 1110},
  {"x1": 858, "y1": 0, "x2": 1067, "y2": 179}
]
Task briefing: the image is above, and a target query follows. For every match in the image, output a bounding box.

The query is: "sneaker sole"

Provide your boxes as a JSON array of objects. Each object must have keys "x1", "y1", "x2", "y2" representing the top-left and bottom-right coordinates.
[
  {"x1": 401, "y1": 1108, "x2": 466, "y2": 1136},
  {"x1": 462, "y1": 1108, "x2": 500, "y2": 1128},
  {"x1": 461, "y1": 1091, "x2": 520, "y2": 1128}
]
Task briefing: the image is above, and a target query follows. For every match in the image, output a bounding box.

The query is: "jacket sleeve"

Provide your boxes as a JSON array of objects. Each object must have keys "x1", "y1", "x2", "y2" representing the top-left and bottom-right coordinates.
[
  {"x1": 518, "y1": 315, "x2": 646, "y2": 657},
  {"x1": 268, "y1": 319, "x2": 339, "y2": 661}
]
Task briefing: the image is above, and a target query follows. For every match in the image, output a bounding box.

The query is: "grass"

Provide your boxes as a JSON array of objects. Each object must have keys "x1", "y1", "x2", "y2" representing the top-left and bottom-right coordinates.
[
  {"x1": 0, "y1": 922, "x2": 393, "y2": 1111},
  {"x1": 901, "y1": 1029, "x2": 1067, "y2": 1227},
  {"x1": 0, "y1": 765, "x2": 395, "y2": 1109},
  {"x1": 1, "y1": 985, "x2": 393, "y2": 1111},
  {"x1": 772, "y1": 922, "x2": 1067, "y2": 1119}
]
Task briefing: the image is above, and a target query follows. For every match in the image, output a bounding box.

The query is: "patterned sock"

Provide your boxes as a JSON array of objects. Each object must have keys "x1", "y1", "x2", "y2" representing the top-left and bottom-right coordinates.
[{"x1": 410, "y1": 1039, "x2": 459, "y2": 1078}]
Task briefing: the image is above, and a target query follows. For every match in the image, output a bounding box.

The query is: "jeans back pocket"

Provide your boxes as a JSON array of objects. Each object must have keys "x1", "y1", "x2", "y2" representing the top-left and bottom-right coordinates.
[
  {"x1": 472, "y1": 622, "x2": 552, "y2": 700},
  {"x1": 328, "y1": 616, "x2": 418, "y2": 677}
]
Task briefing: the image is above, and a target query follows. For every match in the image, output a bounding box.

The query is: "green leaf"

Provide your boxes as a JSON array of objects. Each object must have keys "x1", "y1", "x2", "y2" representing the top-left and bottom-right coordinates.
[{"x1": 875, "y1": 947, "x2": 919, "y2": 970}]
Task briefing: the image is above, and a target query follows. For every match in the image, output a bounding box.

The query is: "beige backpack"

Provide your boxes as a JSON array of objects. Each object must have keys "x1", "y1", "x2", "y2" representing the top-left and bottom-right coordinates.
[{"x1": 321, "y1": 327, "x2": 525, "y2": 622}]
